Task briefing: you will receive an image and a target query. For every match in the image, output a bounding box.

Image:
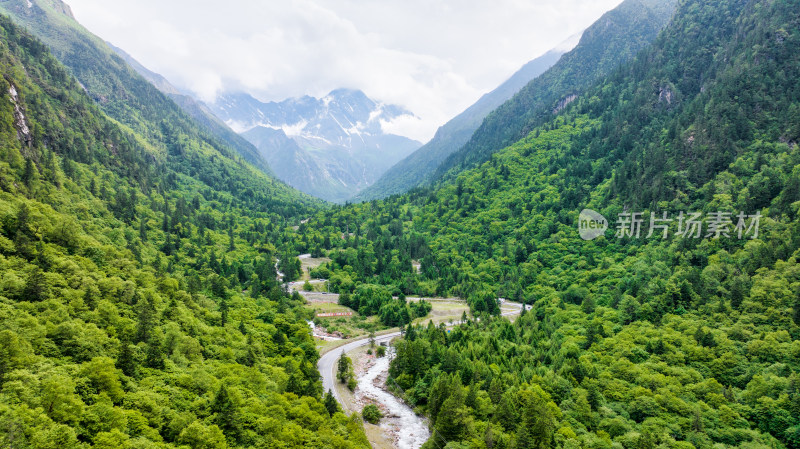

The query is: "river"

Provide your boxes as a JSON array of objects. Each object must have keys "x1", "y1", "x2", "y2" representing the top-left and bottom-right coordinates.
[{"x1": 356, "y1": 352, "x2": 430, "y2": 449}]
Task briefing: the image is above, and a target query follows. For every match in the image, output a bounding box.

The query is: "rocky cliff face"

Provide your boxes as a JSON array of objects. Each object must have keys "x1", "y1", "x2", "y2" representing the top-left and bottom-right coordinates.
[
  {"x1": 552, "y1": 93, "x2": 578, "y2": 114},
  {"x1": 6, "y1": 81, "x2": 32, "y2": 149}
]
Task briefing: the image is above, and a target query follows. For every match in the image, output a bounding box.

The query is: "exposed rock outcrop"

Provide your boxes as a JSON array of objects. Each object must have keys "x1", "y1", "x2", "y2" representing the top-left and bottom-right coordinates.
[
  {"x1": 659, "y1": 85, "x2": 674, "y2": 105},
  {"x1": 553, "y1": 93, "x2": 578, "y2": 114},
  {"x1": 7, "y1": 81, "x2": 32, "y2": 148}
]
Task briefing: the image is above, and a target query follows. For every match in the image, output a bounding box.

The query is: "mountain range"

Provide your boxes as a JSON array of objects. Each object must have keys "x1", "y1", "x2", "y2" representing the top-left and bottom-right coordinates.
[
  {"x1": 210, "y1": 89, "x2": 421, "y2": 202},
  {"x1": 357, "y1": 0, "x2": 678, "y2": 201},
  {"x1": 2, "y1": 0, "x2": 800, "y2": 447},
  {"x1": 353, "y1": 46, "x2": 565, "y2": 202},
  {"x1": 43, "y1": 0, "x2": 672, "y2": 205},
  {"x1": 107, "y1": 43, "x2": 276, "y2": 176},
  {"x1": 431, "y1": 0, "x2": 678, "y2": 183}
]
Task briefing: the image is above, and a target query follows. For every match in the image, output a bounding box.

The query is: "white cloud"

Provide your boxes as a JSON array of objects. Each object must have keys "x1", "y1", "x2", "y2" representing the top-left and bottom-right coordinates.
[{"x1": 65, "y1": 0, "x2": 623, "y2": 142}]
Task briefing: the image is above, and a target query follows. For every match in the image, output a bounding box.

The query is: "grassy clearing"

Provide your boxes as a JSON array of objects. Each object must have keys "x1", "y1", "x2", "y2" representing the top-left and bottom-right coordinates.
[
  {"x1": 314, "y1": 314, "x2": 382, "y2": 340},
  {"x1": 299, "y1": 256, "x2": 331, "y2": 281},
  {"x1": 313, "y1": 300, "x2": 472, "y2": 355},
  {"x1": 308, "y1": 302, "x2": 352, "y2": 313},
  {"x1": 310, "y1": 298, "x2": 471, "y2": 342},
  {"x1": 411, "y1": 300, "x2": 470, "y2": 327}
]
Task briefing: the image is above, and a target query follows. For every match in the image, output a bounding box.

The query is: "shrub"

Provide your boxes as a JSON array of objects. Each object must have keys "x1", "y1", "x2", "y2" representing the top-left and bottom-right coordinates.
[{"x1": 362, "y1": 404, "x2": 382, "y2": 424}]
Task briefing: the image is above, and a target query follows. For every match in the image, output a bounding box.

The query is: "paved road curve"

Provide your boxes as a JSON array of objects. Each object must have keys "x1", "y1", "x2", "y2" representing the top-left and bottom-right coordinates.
[
  {"x1": 319, "y1": 331, "x2": 401, "y2": 406},
  {"x1": 317, "y1": 300, "x2": 528, "y2": 406}
]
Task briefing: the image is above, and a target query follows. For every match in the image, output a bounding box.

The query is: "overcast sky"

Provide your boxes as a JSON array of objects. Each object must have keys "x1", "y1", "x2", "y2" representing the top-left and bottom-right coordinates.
[{"x1": 66, "y1": 0, "x2": 622, "y2": 142}]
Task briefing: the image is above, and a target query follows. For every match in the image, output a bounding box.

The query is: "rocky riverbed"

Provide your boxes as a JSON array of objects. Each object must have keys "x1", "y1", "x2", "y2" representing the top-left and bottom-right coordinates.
[{"x1": 354, "y1": 350, "x2": 430, "y2": 449}]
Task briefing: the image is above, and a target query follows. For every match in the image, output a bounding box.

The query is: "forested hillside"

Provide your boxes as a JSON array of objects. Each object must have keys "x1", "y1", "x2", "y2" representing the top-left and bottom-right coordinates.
[
  {"x1": 0, "y1": 0, "x2": 292, "y2": 193},
  {"x1": 1, "y1": 0, "x2": 799, "y2": 448},
  {"x1": 0, "y1": 12, "x2": 368, "y2": 449},
  {"x1": 430, "y1": 0, "x2": 677, "y2": 185},
  {"x1": 353, "y1": 48, "x2": 563, "y2": 202},
  {"x1": 108, "y1": 42, "x2": 275, "y2": 178},
  {"x1": 298, "y1": 0, "x2": 800, "y2": 447}
]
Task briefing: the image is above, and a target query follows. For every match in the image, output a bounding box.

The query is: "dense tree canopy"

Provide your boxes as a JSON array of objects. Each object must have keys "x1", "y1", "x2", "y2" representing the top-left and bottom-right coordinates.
[
  {"x1": 298, "y1": 0, "x2": 800, "y2": 447},
  {"x1": 0, "y1": 13, "x2": 368, "y2": 448},
  {"x1": 1, "y1": 0, "x2": 800, "y2": 448}
]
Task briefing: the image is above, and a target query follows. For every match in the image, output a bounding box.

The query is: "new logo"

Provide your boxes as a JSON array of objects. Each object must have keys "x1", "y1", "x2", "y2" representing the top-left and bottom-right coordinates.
[{"x1": 578, "y1": 209, "x2": 608, "y2": 240}]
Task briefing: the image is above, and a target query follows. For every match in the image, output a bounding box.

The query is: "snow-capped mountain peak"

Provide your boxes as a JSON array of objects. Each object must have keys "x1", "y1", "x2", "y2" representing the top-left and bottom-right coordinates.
[
  {"x1": 211, "y1": 89, "x2": 413, "y2": 145},
  {"x1": 208, "y1": 89, "x2": 421, "y2": 202}
]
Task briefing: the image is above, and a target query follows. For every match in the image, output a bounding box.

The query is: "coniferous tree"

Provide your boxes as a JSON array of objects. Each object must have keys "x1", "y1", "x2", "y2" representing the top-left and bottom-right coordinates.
[
  {"x1": 22, "y1": 158, "x2": 35, "y2": 190},
  {"x1": 337, "y1": 351, "x2": 353, "y2": 384},
  {"x1": 219, "y1": 296, "x2": 230, "y2": 326},
  {"x1": 117, "y1": 340, "x2": 137, "y2": 378},
  {"x1": 139, "y1": 218, "x2": 148, "y2": 242},
  {"x1": 83, "y1": 287, "x2": 96, "y2": 310},
  {"x1": 22, "y1": 267, "x2": 48, "y2": 301},
  {"x1": 135, "y1": 295, "x2": 155, "y2": 343},
  {"x1": 212, "y1": 384, "x2": 238, "y2": 441},
  {"x1": 323, "y1": 390, "x2": 339, "y2": 416},
  {"x1": 145, "y1": 333, "x2": 165, "y2": 370}
]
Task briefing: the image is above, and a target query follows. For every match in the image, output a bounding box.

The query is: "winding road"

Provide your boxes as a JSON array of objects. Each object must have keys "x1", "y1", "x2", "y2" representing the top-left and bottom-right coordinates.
[
  {"x1": 317, "y1": 299, "x2": 529, "y2": 407},
  {"x1": 290, "y1": 254, "x2": 531, "y2": 447},
  {"x1": 319, "y1": 331, "x2": 402, "y2": 406}
]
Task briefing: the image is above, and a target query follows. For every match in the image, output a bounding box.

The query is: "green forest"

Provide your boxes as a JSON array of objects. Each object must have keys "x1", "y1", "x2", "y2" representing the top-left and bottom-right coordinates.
[
  {"x1": 0, "y1": 12, "x2": 368, "y2": 449},
  {"x1": 1, "y1": 0, "x2": 799, "y2": 448},
  {"x1": 298, "y1": 0, "x2": 800, "y2": 447},
  {"x1": 353, "y1": 0, "x2": 677, "y2": 203}
]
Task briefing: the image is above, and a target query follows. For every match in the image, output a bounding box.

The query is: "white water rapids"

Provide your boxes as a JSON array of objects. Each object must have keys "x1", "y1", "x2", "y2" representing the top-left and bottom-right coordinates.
[{"x1": 357, "y1": 354, "x2": 430, "y2": 449}]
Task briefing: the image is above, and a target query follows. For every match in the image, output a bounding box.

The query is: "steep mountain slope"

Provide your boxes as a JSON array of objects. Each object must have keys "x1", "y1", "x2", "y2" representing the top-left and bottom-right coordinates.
[
  {"x1": 0, "y1": 13, "x2": 367, "y2": 448},
  {"x1": 0, "y1": 0, "x2": 297, "y2": 200},
  {"x1": 211, "y1": 89, "x2": 421, "y2": 202},
  {"x1": 295, "y1": 0, "x2": 800, "y2": 447},
  {"x1": 106, "y1": 42, "x2": 181, "y2": 96},
  {"x1": 354, "y1": 46, "x2": 565, "y2": 202},
  {"x1": 430, "y1": 0, "x2": 678, "y2": 184},
  {"x1": 108, "y1": 43, "x2": 275, "y2": 176},
  {"x1": 239, "y1": 126, "x2": 343, "y2": 200}
]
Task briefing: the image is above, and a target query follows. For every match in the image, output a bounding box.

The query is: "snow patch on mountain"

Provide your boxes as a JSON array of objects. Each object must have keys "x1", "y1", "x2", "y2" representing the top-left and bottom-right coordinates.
[{"x1": 209, "y1": 89, "x2": 421, "y2": 202}]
